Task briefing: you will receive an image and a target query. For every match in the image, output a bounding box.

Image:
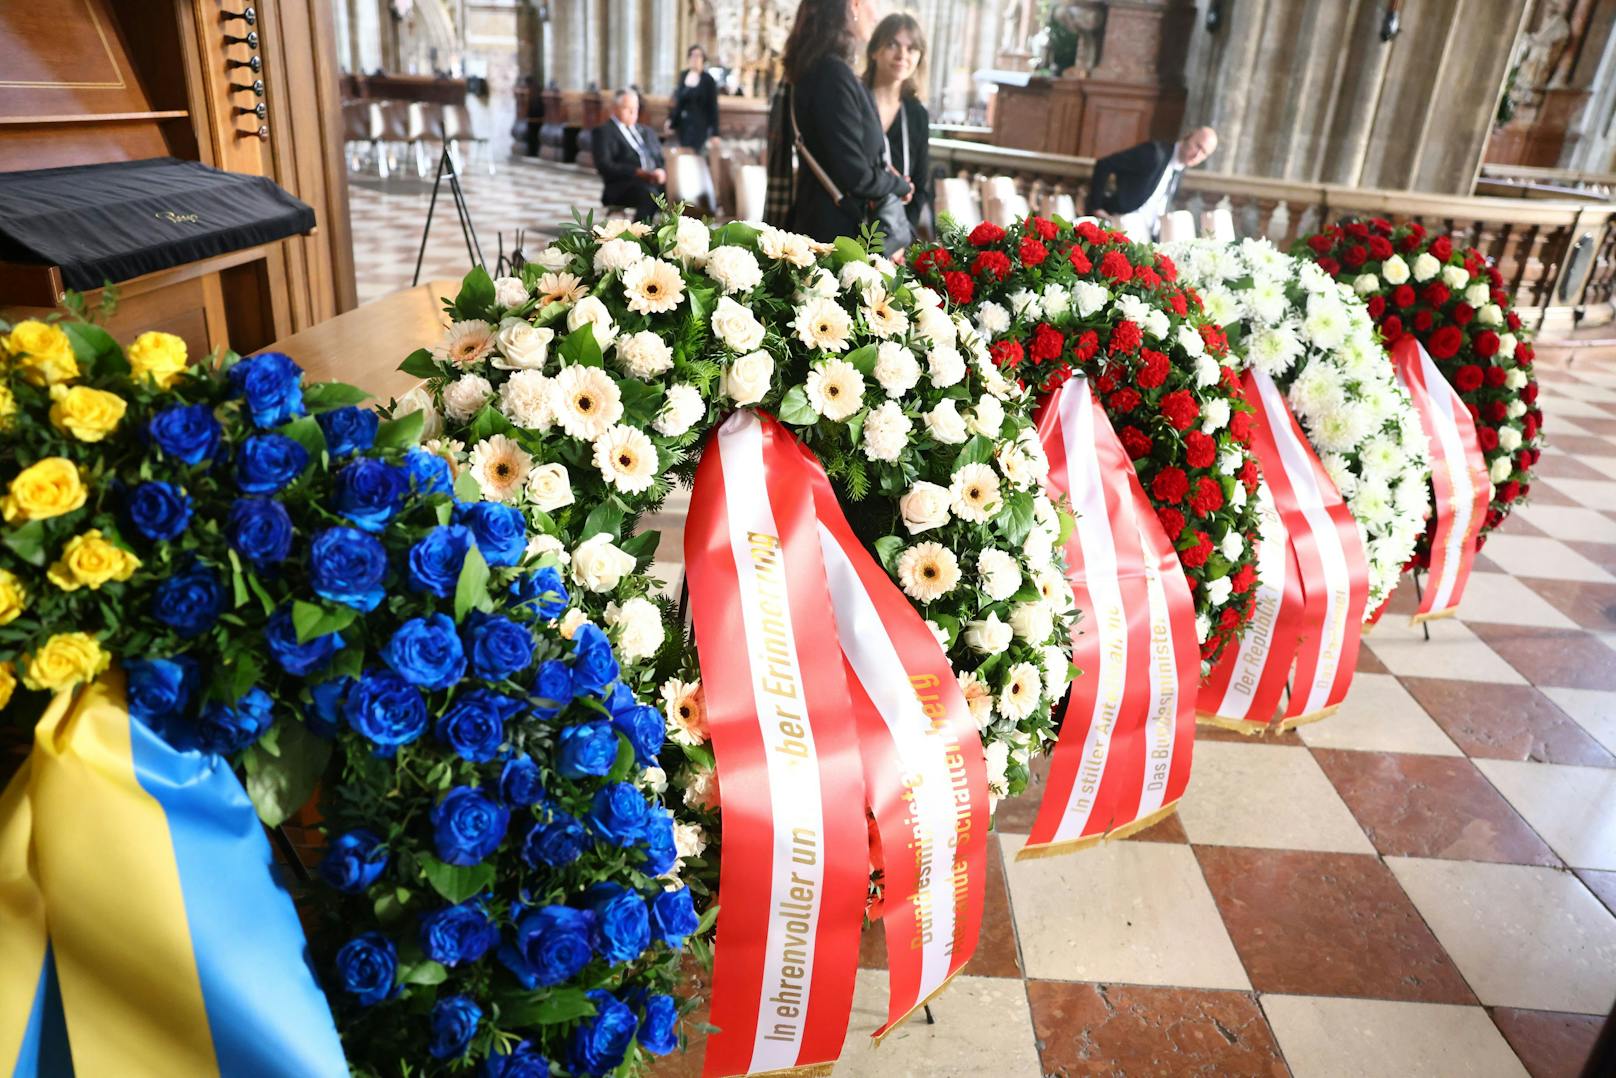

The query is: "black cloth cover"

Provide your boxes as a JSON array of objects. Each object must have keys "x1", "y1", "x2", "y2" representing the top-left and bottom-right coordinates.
[{"x1": 0, "y1": 157, "x2": 315, "y2": 290}]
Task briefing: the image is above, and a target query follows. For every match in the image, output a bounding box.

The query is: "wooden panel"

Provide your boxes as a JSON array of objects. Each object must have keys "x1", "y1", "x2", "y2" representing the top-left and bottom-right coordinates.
[
  {"x1": 0, "y1": 0, "x2": 148, "y2": 114},
  {"x1": 264, "y1": 279, "x2": 460, "y2": 400}
]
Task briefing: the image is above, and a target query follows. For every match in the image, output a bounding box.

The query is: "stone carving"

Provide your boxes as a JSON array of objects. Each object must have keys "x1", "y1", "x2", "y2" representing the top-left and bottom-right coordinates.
[
  {"x1": 1515, "y1": 0, "x2": 1572, "y2": 109},
  {"x1": 1042, "y1": 0, "x2": 1107, "y2": 77}
]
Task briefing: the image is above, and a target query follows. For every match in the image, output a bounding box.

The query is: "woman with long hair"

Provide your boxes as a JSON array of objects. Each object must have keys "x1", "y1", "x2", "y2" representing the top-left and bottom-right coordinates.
[
  {"x1": 778, "y1": 0, "x2": 913, "y2": 254},
  {"x1": 667, "y1": 44, "x2": 719, "y2": 151},
  {"x1": 864, "y1": 13, "x2": 930, "y2": 235}
]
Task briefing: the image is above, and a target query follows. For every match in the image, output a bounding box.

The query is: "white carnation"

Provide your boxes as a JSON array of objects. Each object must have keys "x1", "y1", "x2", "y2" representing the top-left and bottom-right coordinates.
[
  {"x1": 704, "y1": 245, "x2": 763, "y2": 294},
  {"x1": 1073, "y1": 280, "x2": 1109, "y2": 318},
  {"x1": 499, "y1": 370, "x2": 554, "y2": 430},
  {"x1": 873, "y1": 342, "x2": 921, "y2": 396},
  {"x1": 862, "y1": 400, "x2": 913, "y2": 461},
  {"x1": 443, "y1": 373, "x2": 494, "y2": 422},
  {"x1": 593, "y1": 236, "x2": 645, "y2": 274},
  {"x1": 1220, "y1": 531, "x2": 1244, "y2": 561},
  {"x1": 1200, "y1": 398, "x2": 1230, "y2": 433},
  {"x1": 926, "y1": 345, "x2": 966, "y2": 388},
  {"x1": 1041, "y1": 283, "x2": 1071, "y2": 318},
  {"x1": 613, "y1": 331, "x2": 675, "y2": 379},
  {"x1": 653, "y1": 384, "x2": 705, "y2": 437},
  {"x1": 672, "y1": 216, "x2": 710, "y2": 264},
  {"x1": 975, "y1": 300, "x2": 1011, "y2": 337},
  {"x1": 969, "y1": 395, "x2": 1005, "y2": 438},
  {"x1": 605, "y1": 596, "x2": 666, "y2": 660}
]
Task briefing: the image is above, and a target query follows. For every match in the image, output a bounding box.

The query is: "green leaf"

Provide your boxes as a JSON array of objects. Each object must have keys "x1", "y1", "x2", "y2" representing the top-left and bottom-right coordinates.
[
  {"x1": 421, "y1": 856, "x2": 495, "y2": 904},
  {"x1": 399, "y1": 960, "x2": 448, "y2": 986},
  {"x1": 302, "y1": 381, "x2": 372, "y2": 412},
  {"x1": 62, "y1": 322, "x2": 129, "y2": 378},
  {"x1": 711, "y1": 222, "x2": 760, "y2": 249},
  {"x1": 453, "y1": 266, "x2": 496, "y2": 319},
  {"x1": 531, "y1": 299, "x2": 572, "y2": 328},
  {"x1": 833, "y1": 235, "x2": 869, "y2": 267},
  {"x1": 373, "y1": 889, "x2": 409, "y2": 925},
  {"x1": 2, "y1": 520, "x2": 48, "y2": 567},
  {"x1": 874, "y1": 535, "x2": 904, "y2": 572},
  {"x1": 608, "y1": 732, "x2": 636, "y2": 782},
  {"x1": 218, "y1": 653, "x2": 265, "y2": 705},
  {"x1": 399, "y1": 347, "x2": 439, "y2": 379},
  {"x1": 777, "y1": 385, "x2": 818, "y2": 426},
  {"x1": 453, "y1": 470, "x2": 483, "y2": 503},
  {"x1": 277, "y1": 415, "x2": 327, "y2": 458},
  {"x1": 694, "y1": 902, "x2": 720, "y2": 939},
  {"x1": 453, "y1": 544, "x2": 490, "y2": 623},
  {"x1": 558, "y1": 324, "x2": 604, "y2": 368},
  {"x1": 292, "y1": 600, "x2": 357, "y2": 643},
  {"x1": 997, "y1": 490, "x2": 1037, "y2": 547},
  {"x1": 227, "y1": 549, "x2": 249, "y2": 609},
  {"x1": 468, "y1": 403, "x2": 518, "y2": 444},
  {"x1": 499, "y1": 987, "x2": 598, "y2": 1027},
  {"x1": 243, "y1": 721, "x2": 331, "y2": 827},
  {"x1": 619, "y1": 529, "x2": 660, "y2": 563},
  {"x1": 844, "y1": 343, "x2": 878, "y2": 376},
  {"x1": 617, "y1": 378, "x2": 665, "y2": 427},
  {"x1": 954, "y1": 435, "x2": 995, "y2": 468},
  {"x1": 579, "y1": 501, "x2": 625, "y2": 541},
  {"x1": 374, "y1": 409, "x2": 426, "y2": 449}
]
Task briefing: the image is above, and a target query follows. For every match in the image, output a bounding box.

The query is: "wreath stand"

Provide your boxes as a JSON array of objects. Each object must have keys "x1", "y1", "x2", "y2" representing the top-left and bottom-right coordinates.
[{"x1": 412, "y1": 144, "x2": 485, "y2": 287}]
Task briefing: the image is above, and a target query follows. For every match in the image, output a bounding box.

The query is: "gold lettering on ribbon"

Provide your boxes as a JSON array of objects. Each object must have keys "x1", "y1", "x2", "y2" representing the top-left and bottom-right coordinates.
[
  {"x1": 1071, "y1": 603, "x2": 1127, "y2": 815},
  {"x1": 763, "y1": 858, "x2": 819, "y2": 1042},
  {"x1": 1144, "y1": 608, "x2": 1175, "y2": 793}
]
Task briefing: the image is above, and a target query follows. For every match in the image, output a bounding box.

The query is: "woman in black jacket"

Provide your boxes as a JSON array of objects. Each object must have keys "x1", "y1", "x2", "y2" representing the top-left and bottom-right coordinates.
[
  {"x1": 782, "y1": 0, "x2": 913, "y2": 255},
  {"x1": 865, "y1": 13, "x2": 930, "y2": 236},
  {"x1": 667, "y1": 45, "x2": 719, "y2": 151}
]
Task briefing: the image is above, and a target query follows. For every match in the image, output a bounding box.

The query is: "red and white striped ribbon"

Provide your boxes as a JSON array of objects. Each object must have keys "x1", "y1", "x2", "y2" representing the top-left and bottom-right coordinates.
[
  {"x1": 1196, "y1": 492, "x2": 1307, "y2": 731},
  {"x1": 1023, "y1": 378, "x2": 1198, "y2": 858},
  {"x1": 686, "y1": 411, "x2": 868, "y2": 1077},
  {"x1": 1243, "y1": 370, "x2": 1370, "y2": 726},
  {"x1": 1390, "y1": 336, "x2": 1493, "y2": 623}
]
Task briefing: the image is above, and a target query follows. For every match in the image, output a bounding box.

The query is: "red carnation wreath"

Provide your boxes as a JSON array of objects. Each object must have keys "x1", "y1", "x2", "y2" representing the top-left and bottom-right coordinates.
[
  {"x1": 913, "y1": 217, "x2": 1264, "y2": 662},
  {"x1": 1296, "y1": 219, "x2": 1543, "y2": 556}
]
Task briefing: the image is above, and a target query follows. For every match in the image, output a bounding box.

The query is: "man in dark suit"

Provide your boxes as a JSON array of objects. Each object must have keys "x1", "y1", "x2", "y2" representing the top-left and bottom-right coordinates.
[
  {"x1": 1084, "y1": 126, "x2": 1217, "y2": 241},
  {"x1": 592, "y1": 89, "x2": 666, "y2": 222}
]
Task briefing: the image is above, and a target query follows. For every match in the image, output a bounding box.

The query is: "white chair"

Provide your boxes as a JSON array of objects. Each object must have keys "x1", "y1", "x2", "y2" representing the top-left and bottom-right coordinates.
[
  {"x1": 440, "y1": 103, "x2": 492, "y2": 176},
  {"x1": 936, "y1": 177, "x2": 981, "y2": 230},
  {"x1": 1203, "y1": 206, "x2": 1236, "y2": 241},
  {"x1": 984, "y1": 192, "x2": 1030, "y2": 228},
  {"x1": 665, "y1": 148, "x2": 716, "y2": 215},
  {"x1": 733, "y1": 163, "x2": 768, "y2": 224},
  {"x1": 1043, "y1": 191, "x2": 1077, "y2": 220},
  {"x1": 1158, "y1": 210, "x2": 1197, "y2": 243}
]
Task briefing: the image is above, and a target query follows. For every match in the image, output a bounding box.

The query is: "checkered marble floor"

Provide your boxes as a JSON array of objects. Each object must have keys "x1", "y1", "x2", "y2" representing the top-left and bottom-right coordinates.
[
  {"x1": 347, "y1": 158, "x2": 605, "y2": 306},
  {"x1": 648, "y1": 356, "x2": 1616, "y2": 1077}
]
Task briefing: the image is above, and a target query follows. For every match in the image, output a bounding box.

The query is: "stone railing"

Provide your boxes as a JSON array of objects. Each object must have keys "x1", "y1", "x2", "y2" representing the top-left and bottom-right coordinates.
[
  {"x1": 1478, "y1": 163, "x2": 1616, "y2": 199},
  {"x1": 929, "y1": 138, "x2": 1616, "y2": 333}
]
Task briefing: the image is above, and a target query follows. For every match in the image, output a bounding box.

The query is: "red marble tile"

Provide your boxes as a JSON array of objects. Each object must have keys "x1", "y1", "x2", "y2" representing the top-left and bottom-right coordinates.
[
  {"x1": 1525, "y1": 482, "x2": 1583, "y2": 508},
  {"x1": 1026, "y1": 981, "x2": 1288, "y2": 1078},
  {"x1": 1399, "y1": 678, "x2": 1616, "y2": 766},
  {"x1": 1463, "y1": 622, "x2": 1616, "y2": 690},
  {"x1": 1575, "y1": 869, "x2": 1616, "y2": 917},
  {"x1": 1355, "y1": 640, "x2": 1391, "y2": 673},
  {"x1": 1489, "y1": 1008, "x2": 1604, "y2": 1078},
  {"x1": 1195, "y1": 847, "x2": 1475, "y2": 1003},
  {"x1": 1568, "y1": 415, "x2": 1616, "y2": 437},
  {"x1": 1471, "y1": 551, "x2": 1506, "y2": 574},
  {"x1": 1532, "y1": 452, "x2": 1613, "y2": 482},
  {"x1": 1493, "y1": 508, "x2": 1549, "y2": 538},
  {"x1": 1310, "y1": 749, "x2": 1560, "y2": 865},
  {"x1": 1561, "y1": 539, "x2": 1616, "y2": 576},
  {"x1": 1195, "y1": 721, "x2": 1302, "y2": 746},
  {"x1": 859, "y1": 833, "x2": 1022, "y2": 978},
  {"x1": 1520, "y1": 578, "x2": 1616, "y2": 634},
  {"x1": 1535, "y1": 433, "x2": 1616, "y2": 459}
]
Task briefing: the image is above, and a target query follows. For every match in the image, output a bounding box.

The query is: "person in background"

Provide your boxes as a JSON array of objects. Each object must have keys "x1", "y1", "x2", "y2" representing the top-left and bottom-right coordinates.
[
  {"x1": 592, "y1": 88, "x2": 666, "y2": 222},
  {"x1": 864, "y1": 13, "x2": 931, "y2": 236},
  {"x1": 667, "y1": 45, "x2": 720, "y2": 151},
  {"x1": 1085, "y1": 126, "x2": 1218, "y2": 241},
  {"x1": 780, "y1": 0, "x2": 914, "y2": 255}
]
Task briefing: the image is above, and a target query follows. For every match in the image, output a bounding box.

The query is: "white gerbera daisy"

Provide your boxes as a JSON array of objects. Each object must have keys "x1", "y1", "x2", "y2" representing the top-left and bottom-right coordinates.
[
  {"x1": 621, "y1": 258, "x2": 685, "y2": 315},
  {"x1": 535, "y1": 271, "x2": 587, "y2": 308},
  {"x1": 896, "y1": 541, "x2": 961, "y2": 602},
  {"x1": 469, "y1": 434, "x2": 533, "y2": 502},
  {"x1": 661, "y1": 677, "x2": 709, "y2": 746},
  {"x1": 794, "y1": 297, "x2": 853, "y2": 353},
  {"x1": 998, "y1": 662, "x2": 1043, "y2": 720},
  {"x1": 592, "y1": 424, "x2": 660, "y2": 493},
  {"x1": 957, "y1": 670, "x2": 995, "y2": 730},
  {"x1": 861, "y1": 286, "x2": 910, "y2": 339},
  {"x1": 432, "y1": 319, "x2": 497, "y2": 366},
  {"x1": 804, "y1": 357, "x2": 865, "y2": 421},
  {"x1": 950, "y1": 462, "x2": 1003, "y2": 523},
  {"x1": 551, "y1": 365, "x2": 623, "y2": 440}
]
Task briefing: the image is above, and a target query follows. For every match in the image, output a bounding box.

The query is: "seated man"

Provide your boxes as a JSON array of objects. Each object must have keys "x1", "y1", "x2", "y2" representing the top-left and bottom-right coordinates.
[
  {"x1": 592, "y1": 89, "x2": 666, "y2": 222},
  {"x1": 1084, "y1": 126, "x2": 1218, "y2": 241}
]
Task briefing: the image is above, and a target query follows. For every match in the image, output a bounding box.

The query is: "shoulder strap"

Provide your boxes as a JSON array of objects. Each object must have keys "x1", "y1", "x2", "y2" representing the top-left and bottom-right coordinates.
[{"x1": 790, "y1": 84, "x2": 845, "y2": 204}]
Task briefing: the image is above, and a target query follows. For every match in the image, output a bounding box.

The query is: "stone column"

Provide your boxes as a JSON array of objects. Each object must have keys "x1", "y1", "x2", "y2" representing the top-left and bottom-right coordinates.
[
  {"x1": 650, "y1": 0, "x2": 679, "y2": 93},
  {"x1": 606, "y1": 0, "x2": 641, "y2": 90},
  {"x1": 355, "y1": 0, "x2": 386, "y2": 72}
]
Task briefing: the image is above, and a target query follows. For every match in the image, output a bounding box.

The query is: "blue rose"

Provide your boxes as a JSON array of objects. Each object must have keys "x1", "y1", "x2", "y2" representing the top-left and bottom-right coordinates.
[
  {"x1": 193, "y1": 686, "x2": 274, "y2": 755},
  {"x1": 264, "y1": 607, "x2": 344, "y2": 677},
  {"x1": 570, "y1": 990, "x2": 637, "y2": 1077},
  {"x1": 466, "y1": 613, "x2": 534, "y2": 682},
  {"x1": 531, "y1": 659, "x2": 574, "y2": 719},
  {"x1": 429, "y1": 995, "x2": 482, "y2": 1060},
  {"x1": 456, "y1": 502, "x2": 526, "y2": 567},
  {"x1": 586, "y1": 883, "x2": 650, "y2": 965},
  {"x1": 125, "y1": 656, "x2": 199, "y2": 726},
  {"x1": 317, "y1": 829, "x2": 388, "y2": 893},
  {"x1": 499, "y1": 754, "x2": 545, "y2": 807},
  {"x1": 310, "y1": 526, "x2": 389, "y2": 611},
  {"x1": 226, "y1": 497, "x2": 294, "y2": 567},
  {"x1": 345, "y1": 669, "x2": 428, "y2": 748},
  {"x1": 334, "y1": 458, "x2": 408, "y2": 533},
  {"x1": 504, "y1": 905, "x2": 594, "y2": 989},
  {"x1": 588, "y1": 783, "x2": 649, "y2": 847},
  {"x1": 637, "y1": 994, "x2": 679, "y2": 1056},
  {"x1": 522, "y1": 814, "x2": 588, "y2": 868},
  {"x1": 383, "y1": 614, "x2": 466, "y2": 690},
  {"x1": 408, "y1": 525, "x2": 474, "y2": 598},
  {"x1": 229, "y1": 351, "x2": 305, "y2": 428},
  {"x1": 571, "y1": 624, "x2": 620, "y2": 696},
  {"x1": 303, "y1": 676, "x2": 349, "y2": 738},
  {"x1": 316, "y1": 405, "x2": 378, "y2": 457},
  {"x1": 641, "y1": 806, "x2": 678, "y2": 876},
  {"x1": 510, "y1": 566, "x2": 569, "y2": 619},
  {"x1": 125, "y1": 481, "x2": 192, "y2": 542},
  {"x1": 435, "y1": 690, "x2": 521, "y2": 763},
  {"x1": 651, "y1": 886, "x2": 699, "y2": 949},
  {"x1": 419, "y1": 902, "x2": 498, "y2": 967},
  {"x1": 151, "y1": 564, "x2": 225, "y2": 638},
  {"x1": 612, "y1": 703, "x2": 664, "y2": 767},
  {"x1": 431, "y1": 786, "x2": 510, "y2": 866},
  {"x1": 556, "y1": 721, "x2": 617, "y2": 779},
  {"x1": 405, "y1": 447, "x2": 454, "y2": 497},
  {"x1": 148, "y1": 403, "x2": 220, "y2": 464},
  {"x1": 334, "y1": 931, "x2": 396, "y2": 1006},
  {"x1": 483, "y1": 1041, "x2": 549, "y2": 1078},
  {"x1": 236, "y1": 434, "x2": 310, "y2": 495}
]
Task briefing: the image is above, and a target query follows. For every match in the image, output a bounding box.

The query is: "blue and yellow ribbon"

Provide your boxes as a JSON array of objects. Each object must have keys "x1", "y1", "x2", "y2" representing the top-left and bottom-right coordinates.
[{"x1": 0, "y1": 670, "x2": 347, "y2": 1077}]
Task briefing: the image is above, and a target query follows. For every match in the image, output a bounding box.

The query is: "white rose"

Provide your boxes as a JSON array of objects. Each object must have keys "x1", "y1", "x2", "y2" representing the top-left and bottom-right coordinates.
[
  {"x1": 924, "y1": 399, "x2": 969, "y2": 444},
  {"x1": 526, "y1": 533, "x2": 569, "y2": 566},
  {"x1": 977, "y1": 548, "x2": 1021, "y2": 601},
  {"x1": 1381, "y1": 255, "x2": 1409, "y2": 284},
  {"x1": 839, "y1": 259, "x2": 884, "y2": 293},
  {"x1": 442, "y1": 373, "x2": 494, "y2": 422},
  {"x1": 1353, "y1": 273, "x2": 1380, "y2": 295},
  {"x1": 494, "y1": 320, "x2": 554, "y2": 370},
  {"x1": 1220, "y1": 531, "x2": 1244, "y2": 560},
  {"x1": 1506, "y1": 368, "x2": 1527, "y2": 390},
  {"x1": 571, "y1": 532, "x2": 636, "y2": 593},
  {"x1": 558, "y1": 608, "x2": 591, "y2": 639},
  {"x1": 613, "y1": 330, "x2": 675, "y2": 380},
  {"x1": 1219, "y1": 448, "x2": 1244, "y2": 475},
  {"x1": 899, "y1": 481, "x2": 952, "y2": 533},
  {"x1": 926, "y1": 345, "x2": 966, "y2": 388},
  {"x1": 1464, "y1": 282, "x2": 1491, "y2": 307},
  {"x1": 873, "y1": 342, "x2": 921, "y2": 396},
  {"x1": 639, "y1": 766, "x2": 668, "y2": 796},
  {"x1": 722, "y1": 350, "x2": 774, "y2": 405},
  {"x1": 673, "y1": 216, "x2": 710, "y2": 264},
  {"x1": 712, "y1": 296, "x2": 767, "y2": 352},
  {"x1": 534, "y1": 246, "x2": 571, "y2": 271},
  {"x1": 1412, "y1": 253, "x2": 1440, "y2": 282},
  {"x1": 1206, "y1": 575, "x2": 1232, "y2": 608},
  {"x1": 1478, "y1": 304, "x2": 1503, "y2": 326},
  {"x1": 983, "y1": 740, "x2": 1010, "y2": 797},
  {"x1": 969, "y1": 395, "x2": 1005, "y2": 438},
  {"x1": 1009, "y1": 601, "x2": 1054, "y2": 643},
  {"x1": 1443, "y1": 265, "x2": 1470, "y2": 290},
  {"x1": 1201, "y1": 398, "x2": 1231, "y2": 433},
  {"x1": 704, "y1": 245, "x2": 763, "y2": 294},
  {"x1": 964, "y1": 612, "x2": 1013, "y2": 655},
  {"x1": 493, "y1": 275, "x2": 530, "y2": 308},
  {"x1": 1507, "y1": 398, "x2": 1527, "y2": 418},
  {"x1": 1491, "y1": 455, "x2": 1514, "y2": 484},
  {"x1": 526, "y1": 462, "x2": 575, "y2": 511},
  {"x1": 605, "y1": 595, "x2": 666, "y2": 660},
  {"x1": 1195, "y1": 353, "x2": 1221, "y2": 389},
  {"x1": 393, "y1": 384, "x2": 443, "y2": 441},
  {"x1": 1497, "y1": 333, "x2": 1517, "y2": 360},
  {"x1": 567, "y1": 295, "x2": 618, "y2": 349},
  {"x1": 1498, "y1": 426, "x2": 1522, "y2": 452},
  {"x1": 499, "y1": 369, "x2": 554, "y2": 430},
  {"x1": 654, "y1": 383, "x2": 706, "y2": 437}
]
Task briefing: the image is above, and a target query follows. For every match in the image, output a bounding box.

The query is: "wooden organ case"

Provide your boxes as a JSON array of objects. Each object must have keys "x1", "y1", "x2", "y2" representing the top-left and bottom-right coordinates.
[{"x1": 0, "y1": 0, "x2": 356, "y2": 356}]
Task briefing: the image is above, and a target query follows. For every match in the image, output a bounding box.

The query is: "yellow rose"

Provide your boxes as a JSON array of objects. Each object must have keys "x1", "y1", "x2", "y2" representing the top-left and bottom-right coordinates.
[
  {"x1": 3, "y1": 458, "x2": 87, "y2": 523},
  {"x1": 3, "y1": 320, "x2": 78, "y2": 387},
  {"x1": 126, "y1": 331, "x2": 188, "y2": 389},
  {"x1": 0, "y1": 662, "x2": 15, "y2": 711},
  {"x1": 47, "y1": 529, "x2": 140, "y2": 592},
  {"x1": 49, "y1": 384, "x2": 127, "y2": 442},
  {"x1": 22, "y1": 632, "x2": 109, "y2": 693},
  {"x1": 0, "y1": 382, "x2": 15, "y2": 431},
  {"x1": 0, "y1": 569, "x2": 25, "y2": 625}
]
